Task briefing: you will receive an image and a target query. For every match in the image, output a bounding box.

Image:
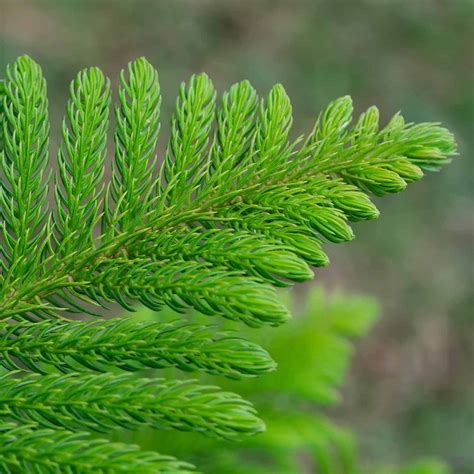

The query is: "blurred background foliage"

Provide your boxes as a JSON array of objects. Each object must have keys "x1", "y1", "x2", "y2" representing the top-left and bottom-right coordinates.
[
  {"x1": 115, "y1": 290, "x2": 448, "y2": 474},
  {"x1": 1, "y1": 0, "x2": 472, "y2": 472}
]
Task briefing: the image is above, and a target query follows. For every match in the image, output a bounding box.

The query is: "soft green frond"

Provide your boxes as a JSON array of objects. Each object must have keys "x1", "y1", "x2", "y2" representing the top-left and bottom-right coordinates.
[
  {"x1": 296, "y1": 97, "x2": 456, "y2": 195},
  {"x1": 305, "y1": 176, "x2": 380, "y2": 222},
  {"x1": 221, "y1": 207, "x2": 331, "y2": 267},
  {"x1": 315, "y1": 95, "x2": 353, "y2": 144},
  {"x1": 0, "y1": 372, "x2": 264, "y2": 439},
  {"x1": 255, "y1": 84, "x2": 294, "y2": 171},
  {"x1": 107, "y1": 57, "x2": 161, "y2": 234},
  {"x1": 55, "y1": 66, "x2": 110, "y2": 253},
  {"x1": 0, "y1": 318, "x2": 275, "y2": 378},
  {"x1": 256, "y1": 409, "x2": 357, "y2": 474},
  {"x1": 1, "y1": 56, "x2": 50, "y2": 281},
  {"x1": 211, "y1": 80, "x2": 258, "y2": 174},
  {"x1": 245, "y1": 182, "x2": 355, "y2": 243},
  {"x1": 0, "y1": 422, "x2": 194, "y2": 473},
  {"x1": 255, "y1": 289, "x2": 379, "y2": 404},
  {"x1": 142, "y1": 227, "x2": 313, "y2": 286},
  {"x1": 83, "y1": 258, "x2": 290, "y2": 326},
  {"x1": 162, "y1": 73, "x2": 216, "y2": 206}
]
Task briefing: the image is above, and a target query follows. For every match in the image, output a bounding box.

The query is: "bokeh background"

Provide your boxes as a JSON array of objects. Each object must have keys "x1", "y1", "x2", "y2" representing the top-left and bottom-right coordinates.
[{"x1": 1, "y1": 0, "x2": 473, "y2": 471}]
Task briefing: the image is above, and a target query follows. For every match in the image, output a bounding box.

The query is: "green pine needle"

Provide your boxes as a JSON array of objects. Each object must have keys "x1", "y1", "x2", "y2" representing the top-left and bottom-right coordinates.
[
  {"x1": 0, "y1": 372, "x2": 265, "y2": 439},
  {"x1": 0, "y1": 422, "x2": 194, "y2": 473},
  {"x1": 0, "y1": 318, "x2": 276, "y2": 378}
]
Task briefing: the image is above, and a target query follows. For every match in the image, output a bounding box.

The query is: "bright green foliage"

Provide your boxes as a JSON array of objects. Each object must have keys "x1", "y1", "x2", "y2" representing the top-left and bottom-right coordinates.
[
  {"x1": 251, "y1": 290, "x2": 379, "y2": 405},
  {"x1": 0, "y1": 55, "x2": 456, "y2": 472},
  {"x1": 0, "y1": 422, "x2": 192, "y2": 473},
  {"x1": 1, "y1": 57, "x2": 50, "y2": 281},
  {"x1": 0, "y1": 373, "x2": 263, "y2": 438},
  {"x1": 0, "y1": 318, "x2": 275, "y2": 377},
  {"x1": 55, "y1": 67, "x2": 110, "y2": 255},
  {"x1": 162, "y1": 73, "x2": 215, "y2": 206},
  {"x1": 108, "y1": 58, "x2": 161, "y2": 233}
]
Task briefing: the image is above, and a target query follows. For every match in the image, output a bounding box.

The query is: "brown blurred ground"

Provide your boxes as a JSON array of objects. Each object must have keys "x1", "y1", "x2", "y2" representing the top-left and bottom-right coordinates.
[{"x1": 1, "y1": 0, "x2": 473, "y2": 470}]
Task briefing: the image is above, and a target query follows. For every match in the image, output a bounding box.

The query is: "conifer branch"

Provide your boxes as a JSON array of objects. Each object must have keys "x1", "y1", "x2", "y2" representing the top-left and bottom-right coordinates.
[
  {"x1": 0, "y1": 373, "x2": 264, "y2": 439},
  {"x1": 0, "y1": 422, "x2": 194, "y2": 473},
  {"x1": 107, "y1": 57, "x2": 161, "y2": 234},
  {"x1": 0, "y1": 66, "x2": 456, "y2": 319},
  {"x1": 0, "y1": 318, "x2": 275, "y2": 377},
  {"x1": 55, "y1": 66, "x2": 110, "y2": 254},
  {"x1": 1, "y1": 56, "x2": 50, "y2": 282},
  {"x1": 162, "y1": 73, "x2": 216, "y2": 206},
  {"x1": 0, "y1": 54, "x2": 457, "y2": 473},
  {"x1": 84, "y1": 258, "x2": 290, "y2": 326}
]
